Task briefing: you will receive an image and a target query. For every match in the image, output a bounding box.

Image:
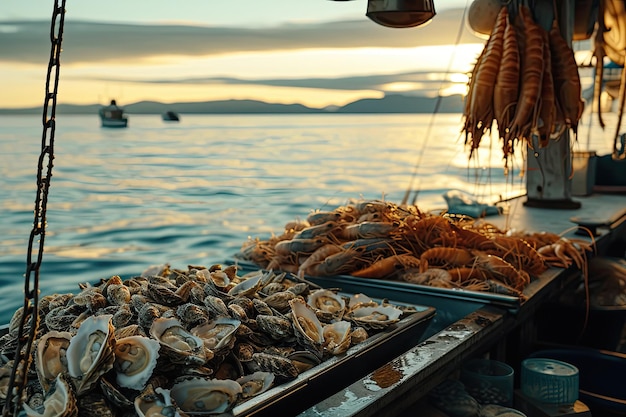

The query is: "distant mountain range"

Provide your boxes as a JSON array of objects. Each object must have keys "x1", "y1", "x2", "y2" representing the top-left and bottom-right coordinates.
[{"x1": 0, "y1": 94, "x2": 466, "y2": 115}]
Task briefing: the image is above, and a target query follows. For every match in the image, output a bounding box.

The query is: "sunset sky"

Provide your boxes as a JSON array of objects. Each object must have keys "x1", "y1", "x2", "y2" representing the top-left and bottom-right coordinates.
[{"x1": 1, "y1": 0, "x2": 484, "y2": 109}]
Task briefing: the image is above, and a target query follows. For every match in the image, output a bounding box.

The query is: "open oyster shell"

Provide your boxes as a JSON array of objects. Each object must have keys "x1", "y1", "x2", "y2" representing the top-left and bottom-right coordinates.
[
  {"x1": 22, "y1": 373, "x2": 77, "y2": 417},
  {"x1": 150, "y1": 317, "x2": 206, "y2": 366},
  {"x1": 114, "y1": 335, "x2": 161, "y2": 391},
  {"x1": 34, "y1": 330, "x2": 72, "y2": 392},
  {"x1": 307, "y1": 289, "x2": 346, "y2": 322},
  {"x1": 170, "y1": 377, "x2": 242, "y2": 415},
  {"x1": 66, "y1": 314, "x2": 116, "y2": 395},
  {"x1": 322, "y1": 320, "x2": 352, "y2": 355},
  {"x1": 236, "y1": 371, "x2": 275, "y2": 399},
  {"x1": 289, "y1": 298, "x2": 324, "y2": 357},
  {"x1": 345, "y1": 304, "x2": 403, "y2": 330}
]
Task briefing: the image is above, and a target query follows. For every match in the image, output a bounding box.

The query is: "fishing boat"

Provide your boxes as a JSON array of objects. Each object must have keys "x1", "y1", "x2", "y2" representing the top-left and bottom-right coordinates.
[
  {"x1": 162, "y1": 110, "x2": 180, "y2": 122},
  {"x1": 98, "y1": 99, "x2": 128, "y2": 128}
]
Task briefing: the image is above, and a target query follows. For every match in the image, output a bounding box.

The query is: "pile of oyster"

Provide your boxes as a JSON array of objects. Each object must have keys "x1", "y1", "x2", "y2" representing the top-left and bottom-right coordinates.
[{"x1": 0, "y1": 264, "x2": 415, "y2": 416}]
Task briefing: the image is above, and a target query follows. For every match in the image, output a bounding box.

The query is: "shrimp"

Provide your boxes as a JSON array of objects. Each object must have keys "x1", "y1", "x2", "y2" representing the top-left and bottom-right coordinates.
[
  {"x1": 493, "y1": 7, "x2": 520, "y2": 163},
  {"x1": 305, "y1": 246, "x2": 367, "y2": 277},
  {"x1": 549, "y1": 17, "x2": 584, "y2": 137},
  {"x1": 419, "y1": 247, "x2": 475, "y2": 272},
  {"x1": 463, "y1": 6, "x2": 507, "y2": 156},
  {"x1": 351, "y1": 254, "x2": 421, "y2": 279},
  {"x1": 506, "y1": 6, "x2": 544, "y2": 145},
  {"x1": 474, "y1": 252, "x2": 530, "y2": 290},
  {"x1": 489, "y1": 235, "x2": 547, "y2": 276},
  {"x1": 274, "y1": 237, "x2": 331, "y2": 256},
  {"x1": 339, "y1": 221, "x2": 399, "y2": 241},
  {"x1": 536, "y1": 28, "x2": 556, "y2": 147},
  {"x1": 296, "y1": 244, "x2": 342, "y2": 278}
]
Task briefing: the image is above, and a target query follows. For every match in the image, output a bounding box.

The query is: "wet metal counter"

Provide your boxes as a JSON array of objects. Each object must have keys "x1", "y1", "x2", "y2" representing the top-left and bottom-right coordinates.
[{"x1": 298, "y1": 194, "x2": 626, "y2": 417}]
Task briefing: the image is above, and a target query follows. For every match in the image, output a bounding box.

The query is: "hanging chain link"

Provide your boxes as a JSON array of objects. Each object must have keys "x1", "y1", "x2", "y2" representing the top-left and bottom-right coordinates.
[{"x1": 2, "y1": 1, "x2": 67, "y2": 416}]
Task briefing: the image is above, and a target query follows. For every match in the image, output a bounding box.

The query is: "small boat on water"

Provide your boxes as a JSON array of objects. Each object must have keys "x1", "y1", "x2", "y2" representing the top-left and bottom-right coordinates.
[
  {"x1": 162, "y1": 110, "x2": 180, "y2": 122},
  {"x1": 99, "y1": 99, "x2": 128, "y2": 128}
]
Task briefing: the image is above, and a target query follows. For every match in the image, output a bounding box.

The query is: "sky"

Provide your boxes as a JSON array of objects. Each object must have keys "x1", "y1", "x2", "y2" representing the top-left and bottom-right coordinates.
[{"x1": 0, "y1": 0, "x2": 484, "y2": 109}]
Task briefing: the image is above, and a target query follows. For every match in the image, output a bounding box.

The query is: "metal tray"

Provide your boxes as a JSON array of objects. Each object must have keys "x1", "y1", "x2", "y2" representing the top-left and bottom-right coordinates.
[
  {"x1": 232, "y1": 295, "x2": 435, "y2": 417},
  {"x1": 308, "y1": 274, "x2": 524, "y2": 310},
  {"x1": 232, "y1": 259, "x2": 522, "y2": 311}
]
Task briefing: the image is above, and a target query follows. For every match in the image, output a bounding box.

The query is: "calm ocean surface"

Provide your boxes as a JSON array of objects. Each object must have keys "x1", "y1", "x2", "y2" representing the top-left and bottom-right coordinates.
[{"x1": 0, "y1": 113, "x2": 614, "y2": 324}]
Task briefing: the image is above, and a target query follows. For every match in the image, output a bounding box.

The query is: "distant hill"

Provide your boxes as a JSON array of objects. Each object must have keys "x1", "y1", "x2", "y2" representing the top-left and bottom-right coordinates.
[{"x1": 0, "y1": 94, "x2": 465, "y2": 115}]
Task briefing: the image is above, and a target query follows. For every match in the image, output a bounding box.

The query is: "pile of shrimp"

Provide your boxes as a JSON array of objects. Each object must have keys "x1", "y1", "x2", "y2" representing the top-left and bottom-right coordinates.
[
  {"x1": 236, "y1": 199, "x2": 594, "y2": 299},
  {"x1": 462, "y1": 5, "x2": 584, "y2": 168}
]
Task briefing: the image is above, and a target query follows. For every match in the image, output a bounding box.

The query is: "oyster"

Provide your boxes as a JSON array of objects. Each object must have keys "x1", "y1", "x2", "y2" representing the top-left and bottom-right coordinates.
[
  {"x1": 34, "y1": 330, "x2": 72, "y2": 392},
  {"x1": 134, "y1": 384, "x2": 182, "y2": 417},
  {"x1": 307, "y1": 289, "x2": 346, "y2": 322},
  {"x1": 191, "y1": 317, "x2": 240, "y2": 355},
  {"x1": 227, "y1": 273, "x2": 264, "y2": 298},
  {"x1": 287, "y1": 351, "x2": 321, "y2": 373},
  {"x1": 170, "y1": 377, "x2": 242, "y2": 415},
  {"x1": 150, "y1": 317, "x2": 206, "y2": 366},
  {"x1": 289, "y1": 298, "x2": 324, "y2": 357},
  {"x1": 66, "y1": 314, "x2": 116, "y2": 395},
  {"x1": 114, "y1": 335, "x2": 161, "y2": 391},
  {"x1": 236, "y1": 371, "x2": 275, "y2": 399},
  {"x1": 251, "y1": 352, "x2": 299, "y2": 379},
  {"x1": 345, "y1": 304, "x2": 403, "y2": 330},
  {"x1": 22, "y1": 373, "x2": 77, "y2": 417},
  {"x1": 255, "y1": 314, "x2": 294, "y2": 340},
  {"x1": 350, "y1": 326, "x2": 369, "y2": 345},
  {"x1": 322, "y1": 320, "x2": 352, "y2": 355}
]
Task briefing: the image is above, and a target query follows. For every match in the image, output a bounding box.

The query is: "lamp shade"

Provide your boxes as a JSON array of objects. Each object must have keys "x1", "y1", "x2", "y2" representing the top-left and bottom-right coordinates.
[{"x1": 366, "y1": 0, "x2": 436, "y2": 28}]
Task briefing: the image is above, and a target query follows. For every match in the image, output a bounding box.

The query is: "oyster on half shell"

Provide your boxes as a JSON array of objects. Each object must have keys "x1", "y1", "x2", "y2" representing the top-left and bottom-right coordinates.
[
  {"x1": 150, "y1": 317, "x2": 206, "y2": 366},
  {"x1": 322, "y1": 320, "x2": 352, "y2": 355},
  {"x1": 66, "y1": 314, "x2": 116, "y2": 395},
  {"x1": 22, "y1": 374, "x2": 77, "y2": 417},
  {"x1": 307, "y1": 289, "x2": 346, "y2": 322},
  {"x1": 170, "y1": 377, "x2": 242, "y2": 415},
  {"x1": 236, "y1": 371, "x2": 275, "y2": 399},
  {"x1": 289, "y1": 298, "x2": 324, "y2": 357},
  {"x1": 34, "y1": 330, "x2": 72, "y2": 392},
  {"x1": 114, "y1": 335, "x2": 161, "y2": 391},
  {"x1": 345, "y1": 304, "x2": 403, "y2": 330}
]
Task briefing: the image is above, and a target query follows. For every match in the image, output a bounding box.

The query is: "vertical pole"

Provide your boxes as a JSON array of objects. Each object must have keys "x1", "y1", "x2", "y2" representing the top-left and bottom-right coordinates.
[{"x1": 524, "y1": 0, "x2": 582, "y2": 209}]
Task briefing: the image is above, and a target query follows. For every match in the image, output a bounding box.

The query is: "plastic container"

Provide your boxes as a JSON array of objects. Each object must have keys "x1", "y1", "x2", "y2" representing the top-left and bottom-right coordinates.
[
  {"x1": 460, "y1": 359, "x2": 514, "y2": 406},
  {"x1": 527, "y1": 347, "x2": 626, "y2": 415},
  {"x1": 521, "y1": 358, "x2": 579, "y2": 405}
]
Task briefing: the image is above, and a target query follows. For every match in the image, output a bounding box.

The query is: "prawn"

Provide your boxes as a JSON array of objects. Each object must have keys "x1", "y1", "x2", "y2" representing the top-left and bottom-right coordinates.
[
  {"x1": 493, "y1": 7, "x2": 520, "y2": 163},
  {"x1": 549, "y1": 17, "x2": 584, "y2": 138},
  {"x1": 463, "y1": 6, "x2": 507, "y2": 156},
  {"x1": 506, "y1": 6, "x2": 544, "y2": 145},
  {"x1": 419, "y1": 247, "x2": 475, "y2": 272},
  {"x1": 351, "y1": 253, "x2": 421, "y2": 279}
]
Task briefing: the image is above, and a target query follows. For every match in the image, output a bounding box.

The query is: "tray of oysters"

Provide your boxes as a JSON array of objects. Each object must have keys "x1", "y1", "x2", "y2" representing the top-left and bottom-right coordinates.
[{"x1": 0, "y1": 263, "x2": 435, "y2": 417}]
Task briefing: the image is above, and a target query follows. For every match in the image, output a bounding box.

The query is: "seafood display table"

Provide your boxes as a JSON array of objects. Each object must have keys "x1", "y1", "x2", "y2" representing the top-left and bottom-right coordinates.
[{"x1": 298, "y1": 194, "x2": 626, "y2": 417}]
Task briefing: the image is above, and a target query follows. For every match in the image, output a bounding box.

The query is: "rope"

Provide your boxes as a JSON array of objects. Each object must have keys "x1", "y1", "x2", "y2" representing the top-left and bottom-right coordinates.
[{"x1": 2, "y1": 1, "x2": 66, "y2": 415}]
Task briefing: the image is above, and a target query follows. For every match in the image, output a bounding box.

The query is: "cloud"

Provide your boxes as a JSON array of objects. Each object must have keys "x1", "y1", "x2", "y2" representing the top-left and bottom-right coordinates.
[
  {"x1": 0, "y1": 8, "x2": 482, "y2": 65},
  {"x1": 83, "y1": 71, "x2": 463, "y2": 92}
]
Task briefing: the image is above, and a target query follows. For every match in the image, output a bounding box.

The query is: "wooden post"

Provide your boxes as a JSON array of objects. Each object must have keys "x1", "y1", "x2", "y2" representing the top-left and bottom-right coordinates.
[{"x1": 524, "y1": 0, "x2": 582, "y2": 209}]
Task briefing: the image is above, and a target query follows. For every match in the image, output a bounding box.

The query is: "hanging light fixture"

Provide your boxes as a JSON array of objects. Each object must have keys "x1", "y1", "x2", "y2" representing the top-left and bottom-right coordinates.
[{"x1": 366, "y1": 0, "x2": 436, "y2": 28}]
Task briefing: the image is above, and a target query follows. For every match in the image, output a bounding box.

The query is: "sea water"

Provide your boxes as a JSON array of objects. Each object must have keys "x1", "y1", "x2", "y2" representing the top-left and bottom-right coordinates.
[{"x1": 0, "y1": 113, "x2": 615, "y2": 324}]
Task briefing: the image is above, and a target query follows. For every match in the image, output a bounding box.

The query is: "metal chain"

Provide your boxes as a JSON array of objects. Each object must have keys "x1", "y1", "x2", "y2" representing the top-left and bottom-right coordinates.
[{"x1": 2, "y1": 1, "x2": 66, "y2": 415}]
